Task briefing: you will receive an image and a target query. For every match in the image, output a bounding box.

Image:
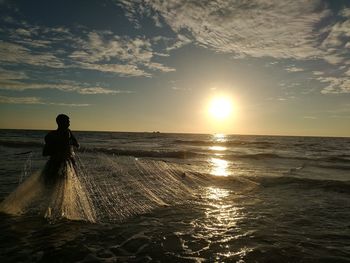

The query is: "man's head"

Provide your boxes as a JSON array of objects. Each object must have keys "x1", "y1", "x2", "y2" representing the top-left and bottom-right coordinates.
[{"x1": 56, "y1": 114, "x2": 70, "y2": 129}]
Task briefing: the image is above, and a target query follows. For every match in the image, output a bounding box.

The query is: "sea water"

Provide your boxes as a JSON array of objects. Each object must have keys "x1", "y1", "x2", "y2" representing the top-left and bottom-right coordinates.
[{"x1": 0, "y1": 129, "x2": 349, "y2": 262}]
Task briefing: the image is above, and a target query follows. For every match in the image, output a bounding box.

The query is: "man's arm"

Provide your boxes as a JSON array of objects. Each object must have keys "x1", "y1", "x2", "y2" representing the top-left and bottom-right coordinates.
[
  {"x1": 70, "y1": 131, "x2": 80, "y2": 148},
  {"x1": 42, "y1": 133, "x2": 53, "y2": 156}
]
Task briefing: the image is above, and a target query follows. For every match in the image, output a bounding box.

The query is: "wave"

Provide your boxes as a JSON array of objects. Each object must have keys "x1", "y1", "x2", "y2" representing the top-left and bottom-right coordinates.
[
  {"x1": 80, "y1": 148, "x2": 294, "y2": 161},
  {"x1": 254, "y1": 175, "x2": 350, "y2": 194},
  {"x1": 80, "y1": 149, "x2": 321, "y2": 163},
  {"x1": 80, "y1": 147, "x2": 203, "y2": 159},
  {"x1": 0, "y1": 140, "x2": 282, "y2": 160},
  {"x1": 0, "y1": 140, "x2": 202, "y2": 159},
  {"x1": 314, "y1": 164, "x2": 350, "y2": 170},
  {"x1": 0, "y1": 140, "x2": 43, "y2": 148},
  {"x1": 318, "y1": 156, "x2": 350, "y2": 163},
  {"x1": 229, "y1": 153, "x2": 285, "y2": 160},
  {"x1": 1, "y1": 139, "x2": 349, "y2": 166},
  {"x1": 174, "y1": 139, "x2": 274, "y2": 148},
  {"x1": 227, "y1": 153, "x2": 350, "y2": 164}
]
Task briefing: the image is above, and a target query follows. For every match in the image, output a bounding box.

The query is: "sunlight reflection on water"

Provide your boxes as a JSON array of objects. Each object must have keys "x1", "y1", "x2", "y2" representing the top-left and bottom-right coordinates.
[
  {"x1": 210, "y1": 157, "x2": 229, "y2": 177},
  {"x1": 210, "y1": 134, "x2": 231, "y2": 176},
  {"x1": 209, "y1": 145, "x2": 227, "y2": 152},
  {"x1": 206, "y1": 186, "x2": 230, "y2": 200},
  {"x1": 217, "y1": 247, "x2": 254, "y2": 261},
  {"x1": 213, "y1": 133, "x2": 227, "y2": 142},
  {"x1": 204, "y1": 187, "x2": 240, "y2": 229},
  {"x1": 188, "y1": 186, "x2": 247, "y2": 260}
]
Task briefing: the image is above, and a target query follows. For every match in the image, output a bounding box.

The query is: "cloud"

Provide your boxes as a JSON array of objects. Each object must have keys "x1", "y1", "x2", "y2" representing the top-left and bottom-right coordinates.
[
  {"x1": 1, "y1": 23, "x2": 175, "y2": 77},
  {"x1": 120, "y1": 0, "x2": 329, "y2": 59},
  {"x1": 166, "y1": 34, "x2": 192, "y2": 51},
  {"x1": 77, "y1": 62, "x2": 151, "y2": 77},
  {"x1": 320, "y1": 10, "x2": 350, "y2": 64},
  {"x1": 119, "y1": 0, "x2": 350, "y2": 95},
  {"x1": 152, "y1": 34, "x2": 191, "y2": 52},
  {"x1": 0, "y1": 81, "x2": 72, "y2": 92},
  {"x1": 115, "y1": 0, "x2": 144, "y2": 28},
  {"x1": 0, "y1": 67, "x2": 28, "y2": 80},
  {"x1": 312, "y1": 71, "x2": 324, "y2": 76},
  {"x1": 145, "y1": 62, "x2": 175, "y2": 72},
  {"x1": 79, "y1": 87, "x2": 134, "y2": 95},
  {"x1": 152, "y1": 13, "x2": 163, "y2": 27},
  {"x1": 0, "y1": 95, "x2": 41, "y2": 104},
  {"x1": 171, "y1": 86, "x2": 192, "y2": 91},
  {"x1": 0, "y1": 41, "x2": 65, "y2": 68},
  {"x1": 0, "y1": 71, "x2": 131, "y2": 94},
  {"x1": 46, "y1": 102, "x2": 90, "y2": 107},
  {"x1": 82, "y1": 32, "x2": 141, "y2": 63},
  {"x1": 2, "y1": 1, "x2": 349, "y2": 95},
  {"x1": 70, "y1": 31, "x2": 175, "y2": 75},
  {"x1": 266, "y1": 97, "x2": 288, "y2": 101},
  {"x1": 318, "y1": 76, "x2": 350, "y2": 94},
  {"x1": 285, "y1": 66, "x2": 304, "y2": 72},
  {"x1": 0, "y1": 95, "x2": 90, "y2": 106},
  {"x1": 15, "y1": 28, "x2": 31, "y2": 37}
]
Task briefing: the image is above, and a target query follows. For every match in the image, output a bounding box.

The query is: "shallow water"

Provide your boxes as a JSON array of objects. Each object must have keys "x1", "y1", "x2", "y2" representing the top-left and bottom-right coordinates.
[{"x1": 0, "y1": 130, "x2": 350, "y2": 262}]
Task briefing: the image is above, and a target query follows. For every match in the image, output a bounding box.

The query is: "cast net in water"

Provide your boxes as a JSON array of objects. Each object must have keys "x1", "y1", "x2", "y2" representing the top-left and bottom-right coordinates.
[{"x1": 0, "y1": 153, "x2": 210, "y2": 223}]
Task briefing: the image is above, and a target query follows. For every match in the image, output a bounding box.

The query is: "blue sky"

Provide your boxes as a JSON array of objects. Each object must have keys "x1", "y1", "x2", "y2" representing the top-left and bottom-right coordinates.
[{"x1": 0, "y1": 0, "x2": 349, "y2": 136}]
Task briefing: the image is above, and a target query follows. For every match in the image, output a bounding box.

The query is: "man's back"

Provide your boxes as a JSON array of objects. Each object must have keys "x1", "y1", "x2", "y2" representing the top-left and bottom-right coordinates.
[{"x1": 43, "y1": 129, "x2": 78, "y2": 160}]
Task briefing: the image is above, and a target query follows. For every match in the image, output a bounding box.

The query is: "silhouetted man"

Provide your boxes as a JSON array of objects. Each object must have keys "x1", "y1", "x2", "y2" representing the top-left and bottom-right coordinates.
[{"x1": 42, "y1": 114, "x2": 79, "y2": 185}]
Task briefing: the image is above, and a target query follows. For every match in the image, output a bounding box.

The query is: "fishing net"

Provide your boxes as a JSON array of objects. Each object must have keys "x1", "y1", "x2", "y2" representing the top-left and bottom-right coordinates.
[{"x1": 0, "y1": 152, "x2": 210, "y2": 223}]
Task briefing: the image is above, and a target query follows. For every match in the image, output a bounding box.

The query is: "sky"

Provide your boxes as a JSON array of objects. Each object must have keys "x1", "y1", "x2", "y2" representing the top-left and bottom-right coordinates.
[{"x1": 0, "y1": 0, "x2": 349, "y2": 136}]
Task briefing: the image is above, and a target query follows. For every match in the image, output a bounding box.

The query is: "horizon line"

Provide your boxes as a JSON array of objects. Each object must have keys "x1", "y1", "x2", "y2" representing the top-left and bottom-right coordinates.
[{"x1": 0, "y1": 128, "x2": 349, "y2": 139}]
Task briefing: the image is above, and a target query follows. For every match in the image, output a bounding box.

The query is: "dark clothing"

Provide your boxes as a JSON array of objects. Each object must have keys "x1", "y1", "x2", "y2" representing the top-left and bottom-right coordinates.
[
  {"x1": 43, "y1": 129, "x2": 79, "y2": 160},
  {"x1": 42, "y1": 129, "x2": 79, "y2": 185}
]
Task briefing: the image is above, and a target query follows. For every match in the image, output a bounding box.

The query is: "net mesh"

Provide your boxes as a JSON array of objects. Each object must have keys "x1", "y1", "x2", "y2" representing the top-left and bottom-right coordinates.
[{"x1": 0, "y1": 153, "x2": 211, "y2": 223}]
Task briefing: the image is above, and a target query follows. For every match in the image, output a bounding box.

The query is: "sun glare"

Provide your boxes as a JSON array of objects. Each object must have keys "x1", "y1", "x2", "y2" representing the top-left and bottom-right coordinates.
[{"x1": 209, "y1": 96, "x2": 233, "y2": 120}]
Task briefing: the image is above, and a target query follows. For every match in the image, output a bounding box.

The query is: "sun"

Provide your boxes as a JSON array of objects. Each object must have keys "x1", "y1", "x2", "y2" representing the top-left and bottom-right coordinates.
[{"x1": 208, "y1": 96, "x2": 233, "y2": 120}]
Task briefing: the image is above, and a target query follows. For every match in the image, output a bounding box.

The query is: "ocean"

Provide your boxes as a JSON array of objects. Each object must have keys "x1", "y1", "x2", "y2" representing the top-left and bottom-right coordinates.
[{"x1": 0, "y1": 129, "x2": 349, "y2": 262}]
